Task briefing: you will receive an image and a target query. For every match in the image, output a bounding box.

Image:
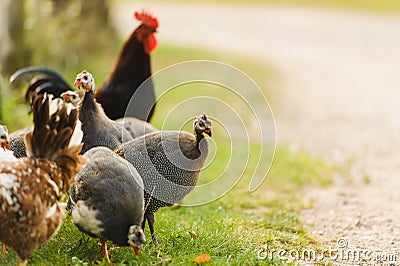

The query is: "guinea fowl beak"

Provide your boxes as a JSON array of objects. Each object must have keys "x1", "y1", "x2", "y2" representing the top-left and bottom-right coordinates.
[
  {"x1": 204, "y1": 127, "x2": 212, "y2": 137},
  {"x1": 132, "y1": 245, "x2": 141, "y2": 256},
  {"x1": 74, "y1": 80, "x2": 92, "y2": 91},
  {"x1": 74, "y1": 79, "x2": 82, "y2": 88},
  {"x1": 61, "y1": 93, "x2": 70, "y2": 102}
]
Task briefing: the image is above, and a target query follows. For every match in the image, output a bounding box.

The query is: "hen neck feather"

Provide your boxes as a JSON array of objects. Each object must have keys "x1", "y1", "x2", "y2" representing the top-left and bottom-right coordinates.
[{"x1": 104, "y1": 31, "x2": 151, "y2": 90}]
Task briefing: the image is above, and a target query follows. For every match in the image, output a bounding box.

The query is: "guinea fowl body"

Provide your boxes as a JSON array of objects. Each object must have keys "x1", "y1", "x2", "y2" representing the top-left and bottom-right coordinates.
[
  {"x1": 69, "y1": 147, "x2": 145, "y2": 261},
  {"x1": 0, "y1": 95, "x2": 85, "y2": 264},
  {"x1": 115, "y1": 114, "x2": 212, "y2": 244},
  {"x1": 115, "y1": 117, "x2": 157, "y2": 138}
]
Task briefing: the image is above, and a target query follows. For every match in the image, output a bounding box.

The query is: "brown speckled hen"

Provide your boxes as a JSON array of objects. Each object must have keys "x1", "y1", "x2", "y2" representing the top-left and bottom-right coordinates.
[{"x1": 0, "y1": 94, "x2": 86, "y2": 265}]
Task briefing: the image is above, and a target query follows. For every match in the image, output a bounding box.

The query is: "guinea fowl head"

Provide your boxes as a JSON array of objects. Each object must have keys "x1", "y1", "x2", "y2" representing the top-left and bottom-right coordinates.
[
  {"x1": 61, "y1": 91, "x2": 81, "y2": 107},
  {"x1": 194, "y1": 114, "x2": 212, "y2": 137},
  {"x1": 74, "y1": 70, "x2": 95, "y2": 92},
  {"x1": 0, "y1": 125, "x2": 10, "y2": 151},
  {"x1": 127, "y1": 225, "x2": 146, "y2": 256},
  {"x1": 134, "y1": 10, "x2": 158, "y2": 54}
]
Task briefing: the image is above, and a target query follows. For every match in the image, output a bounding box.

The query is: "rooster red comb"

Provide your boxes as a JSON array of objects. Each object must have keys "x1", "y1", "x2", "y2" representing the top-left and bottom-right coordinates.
[{"x1": 135, "y1": 10, "x2": 159, "y2": 29}]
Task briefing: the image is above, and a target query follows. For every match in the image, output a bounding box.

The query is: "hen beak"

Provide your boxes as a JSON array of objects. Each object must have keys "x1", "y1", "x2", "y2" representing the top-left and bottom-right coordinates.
[{"x1": 132, "y1": 245, "x2": 141, "y2": 256}]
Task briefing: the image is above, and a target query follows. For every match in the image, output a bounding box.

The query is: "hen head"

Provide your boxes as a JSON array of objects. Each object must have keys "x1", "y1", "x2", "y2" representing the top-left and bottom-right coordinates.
[
  {"x1": 194, "y1": 114, "x2": 212, "y2": 137},
  {"x1": 134, "y1": 10, "x2": 158, "y2": 54},
  {"x1": 0, "y1": 125, "x2": 10, "y2": 151},
  {"x1": 74, "y1": 70, "x2": 95, "y2": 92}
]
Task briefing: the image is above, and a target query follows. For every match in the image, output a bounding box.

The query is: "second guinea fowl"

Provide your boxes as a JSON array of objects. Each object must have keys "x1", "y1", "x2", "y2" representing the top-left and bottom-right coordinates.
[
  {"x1": 60, "y1": 91, "x2": 157, "y2": 138},
  {"x1": 73, "y1": 70, "x2": 133, "y2": 153},
  {"x1": 115, "y1": 114, "x2": 212, "y2": 245},
  {"x1": 69, "y1": 147, "x2": 145, "y2": 264}
]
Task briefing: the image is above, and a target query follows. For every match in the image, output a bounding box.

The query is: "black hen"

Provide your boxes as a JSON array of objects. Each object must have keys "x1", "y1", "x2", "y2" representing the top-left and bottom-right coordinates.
[{"x1": 115, "y1": 114, "x2": 212, "y2": 245}]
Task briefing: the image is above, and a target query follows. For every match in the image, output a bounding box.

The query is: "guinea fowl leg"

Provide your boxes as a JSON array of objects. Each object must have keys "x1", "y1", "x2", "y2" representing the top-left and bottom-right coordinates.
[
  {"x1": 147, "y1": 212, "x2": 158, "y2": 246},
  {"x1": 100, "y1": 238, "x2": 111, "y2": 264},
  {"x1": 1, "y1": 243, "x2": 6, "y2": 257}
]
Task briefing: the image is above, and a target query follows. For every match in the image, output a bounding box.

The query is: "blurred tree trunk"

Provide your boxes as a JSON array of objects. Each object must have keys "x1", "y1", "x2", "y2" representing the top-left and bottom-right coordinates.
[{"x1": 0, "y1": 0, "x2": 30, "y2": 77}]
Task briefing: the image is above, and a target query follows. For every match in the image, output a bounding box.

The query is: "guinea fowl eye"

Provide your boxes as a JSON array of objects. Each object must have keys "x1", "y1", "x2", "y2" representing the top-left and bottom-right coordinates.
[
  {"x1": 0, "y1": 135, "x2": 5, "y2": 139},
  {"x1": 83, "y1": 76, "x2": 88, "y2": 81},
  {"x1": 71, "y1": 95, "x2": 77, "y2": 99}
]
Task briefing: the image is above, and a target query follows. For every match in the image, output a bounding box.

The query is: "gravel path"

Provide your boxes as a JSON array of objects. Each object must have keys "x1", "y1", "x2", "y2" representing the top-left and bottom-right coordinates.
[{"x1": 112, "y1": 3, "x2": 400, "y2": 264}]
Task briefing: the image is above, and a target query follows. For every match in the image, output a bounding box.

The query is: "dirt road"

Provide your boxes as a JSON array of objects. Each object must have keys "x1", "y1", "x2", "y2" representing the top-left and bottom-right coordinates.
[{"x1": 112, "y1": 2, "x2": 400, "y2": 262}]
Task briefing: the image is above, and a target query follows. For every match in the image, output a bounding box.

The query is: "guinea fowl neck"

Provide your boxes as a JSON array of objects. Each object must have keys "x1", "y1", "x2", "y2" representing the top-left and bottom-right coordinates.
[{"x1": 80, "y1": 90, "x2": 104, "y2": 123}]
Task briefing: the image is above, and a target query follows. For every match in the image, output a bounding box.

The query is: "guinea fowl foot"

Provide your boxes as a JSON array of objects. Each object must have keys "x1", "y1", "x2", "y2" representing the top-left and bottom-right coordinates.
[{"x1": 100, "y1": 239, "x2": 111, "y2": 264}]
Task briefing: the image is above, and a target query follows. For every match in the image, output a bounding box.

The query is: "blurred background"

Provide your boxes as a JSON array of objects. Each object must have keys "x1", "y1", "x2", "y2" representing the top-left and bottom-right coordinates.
[{"x1": 1, "y1": 0, "x2": 400, "y2": 263}]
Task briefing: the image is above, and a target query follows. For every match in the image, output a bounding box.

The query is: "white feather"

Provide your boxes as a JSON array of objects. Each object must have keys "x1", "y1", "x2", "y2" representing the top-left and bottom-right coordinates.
[
  {"x1": 71, "y1": 200, "x2": 103, "y2": 235},
  {"x1": 0, "y1": 149, "x2": 17, "y2": 162},
  {"x1": 69, "y1": 120, "x2": 83, "y2": 148}
]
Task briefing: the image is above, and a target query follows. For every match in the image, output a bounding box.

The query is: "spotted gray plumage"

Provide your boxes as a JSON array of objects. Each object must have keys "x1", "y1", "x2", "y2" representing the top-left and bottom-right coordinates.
[
  {"x1": 115, "y1": 117, "x2": 157, "y2": 138},
  {"x1": 9, "y1": 126, "x2": 32, "y2": 158},
  {"x1": 69, "y1": 147, "x2": 145, "y2": 262},
  {"x1": 115, "y1": 114, "x2": 212, "y2": 245}
]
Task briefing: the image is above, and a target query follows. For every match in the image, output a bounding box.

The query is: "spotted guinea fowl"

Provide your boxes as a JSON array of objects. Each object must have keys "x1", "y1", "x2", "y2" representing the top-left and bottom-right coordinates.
[
  {"x1": 69, "y1": 147, "x2": 145, "y2": 263},
  {"x1": 10, "y1": 10, "x2": 158, "y2": 122},
  {"x1": 0, "y1": 94, "x2": 86, "y2": 265},
  {"x1": 73, "y1": 70, "x2": 133, "y2": 153},
  {"x1": 115, "y1": 114, "x2": 212, "y2": 245}
]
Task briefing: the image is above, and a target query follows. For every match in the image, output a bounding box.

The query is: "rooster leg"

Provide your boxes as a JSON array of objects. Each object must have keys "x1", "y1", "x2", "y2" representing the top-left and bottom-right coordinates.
[
  {"x1": 147, "y1": 212, "x2": 158, "y2": 246},
  {"x1": 1, "y1": 243, "x2": 6, "y2": 258},
  {"x1": 100, "y1": 238, "x2": 111, "y2": 264}
]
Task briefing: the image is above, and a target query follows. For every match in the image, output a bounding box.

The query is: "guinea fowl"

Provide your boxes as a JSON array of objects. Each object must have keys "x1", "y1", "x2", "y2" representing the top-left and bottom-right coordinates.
[
  {"x1": 69, "y1": 147, "x2": 145, "y2": 263},
  {"x1": 0, "y1": 94, "x2": 86, "y2": 265},
  {"x1": 10, "y1": 10, "x2": 158, "y2": 122},
  {"x1": 115, "y1": 114, "x2": 212, "y2": 245},
  {"x1": 73, "y1": 70, "x2": 133, "y2": 153}
]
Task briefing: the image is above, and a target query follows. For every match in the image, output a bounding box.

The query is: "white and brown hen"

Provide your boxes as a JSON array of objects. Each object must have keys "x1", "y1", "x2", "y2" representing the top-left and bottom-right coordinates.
[{"x1": 0, "y1": 94, "x2": 86, "y2": 265}]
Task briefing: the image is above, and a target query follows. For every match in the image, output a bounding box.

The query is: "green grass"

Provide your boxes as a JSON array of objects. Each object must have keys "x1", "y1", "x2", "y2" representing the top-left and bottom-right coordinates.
[{"x1": 1, "y1": 40, "x2": 335, "y2": 265}]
